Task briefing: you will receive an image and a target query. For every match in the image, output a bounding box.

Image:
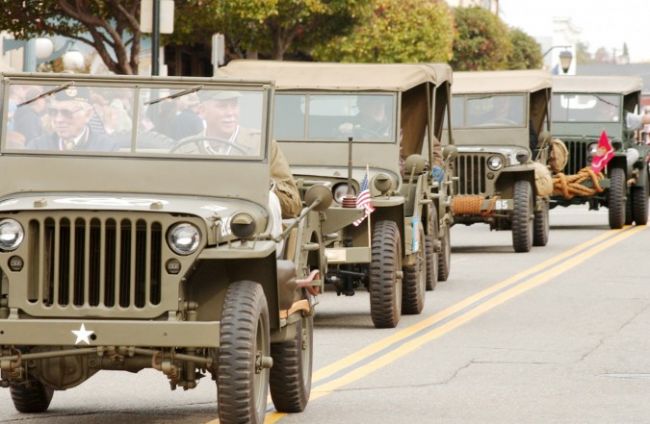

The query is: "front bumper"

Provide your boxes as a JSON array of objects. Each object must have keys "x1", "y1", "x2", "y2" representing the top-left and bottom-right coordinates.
[
  {"x1": 0, "y1": 319, "x2": 220, "y2": 348},
  {"x1": 452, "y1": 195, "x2": 513, "y2": 216}
]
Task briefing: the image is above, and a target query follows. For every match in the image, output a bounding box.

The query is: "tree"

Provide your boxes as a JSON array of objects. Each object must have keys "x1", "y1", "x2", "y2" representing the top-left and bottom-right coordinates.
[
  {"x1": 172, "y1": 0, "x2": 371, "y2": 60},
  {"x1": 593, "y1": 47, "x2": 611, "y2": 63},
  {"x1": 451, "y1": 6, "x2": 512, "y2": 71},
  {"x1": 0, "y1": 1, "x2": 141, "y2": 74},
  {"x1": 312, "y1": 0, "x2": 454, "y2": 63},
  {"x1": 575, "y1": 41, "x2": 593, "y2": 65},
  {"x1": 506, "y1": 28, "x2": 542, "y2": 70}
]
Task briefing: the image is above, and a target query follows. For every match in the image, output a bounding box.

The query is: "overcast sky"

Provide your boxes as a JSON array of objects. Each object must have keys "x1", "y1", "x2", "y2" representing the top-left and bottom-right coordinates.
[{"x1": 499, "y1": 0, "x2": 650, "y2": 63}]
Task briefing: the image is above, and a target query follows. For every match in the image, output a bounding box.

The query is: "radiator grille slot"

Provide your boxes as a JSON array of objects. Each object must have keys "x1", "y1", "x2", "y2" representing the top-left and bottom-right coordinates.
[
  {"x1": 27, "y1": 216, "x2": 163, "y2": 309},
  {"x1": 564, "y1": 141, "x2": 587, "y2": 175},
  {"x1": 453, "y1": 154, "x2": 489, "y2": 195}
]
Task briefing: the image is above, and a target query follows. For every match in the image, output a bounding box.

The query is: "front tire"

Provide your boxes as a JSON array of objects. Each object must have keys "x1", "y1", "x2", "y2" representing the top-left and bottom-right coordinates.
[
  {"x1": 608, "y1": 167, "x2": 626, "y2": 229},
  {"x1": 533, "y1": 198, "x2": 550, "y2": 246},
  {"x1": 270, "y1": 313, "x2": 313, "y2": 412},
  {"x1": 424, "y1": 207, "x2": 439, "y2": 290},
  {"x1": 631, "y1": 181, "x2": 649, "y2": 225},
  {"x1": 10, "y1": 378, "x2": 53, "y2": 413},
  {"x1": 216, "y1": 281, "x2": 271, "y2": 424},
  {"x1": 512, "y1": 180, "x2": 533, "y2": 253},
  {"x1": 437, "y1": 223, "x2": 451, "y2": 281},
  {"x1": 402, "y1": 223, "x2": 426, "y2": 314},
  {"x1": 369, "y1": 220, "x2": 403, "y2": 328}
]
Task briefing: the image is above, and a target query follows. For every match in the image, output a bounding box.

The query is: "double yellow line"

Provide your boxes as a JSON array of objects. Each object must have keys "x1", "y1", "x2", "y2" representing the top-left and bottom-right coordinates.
[{"x1": 263, "y1": 225, "x2": 645, "y2": 423}]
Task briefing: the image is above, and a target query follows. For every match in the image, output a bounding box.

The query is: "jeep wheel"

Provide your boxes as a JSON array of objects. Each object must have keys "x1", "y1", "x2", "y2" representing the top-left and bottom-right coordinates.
[
  {"x1": 631, "y1": 181, "x2": 649, "y2": 225},
  {"x1": 369, "y1": 220, "x2": 402, "y2": 328},
  {"x1": 425, "y1": 207, "x2": 439, "y2": 290},
  {"x1": 437, "y1": 223, "x2": 451, "y2": 282},
  {"x1": 533, "y1": 198, "x2": 550, "y2": 247},
  {"x1": 512, "y1": 180, "x2": 533, "y2": 253},
  {"x1": 270, "y1": 312, "x2": 313, "y2": 413},
  {"x1": 402, "y1": 223, "x2": 426, "y2": 314},
  {"x1": 10, "y1": 378, "x2": 53, "y2": 413},
  {"x1": 216, "y1": 281, "x2": 271, "y2": 424},
  {"x1": 608, "y1": 167, "x2": 626, "y2": 229}
]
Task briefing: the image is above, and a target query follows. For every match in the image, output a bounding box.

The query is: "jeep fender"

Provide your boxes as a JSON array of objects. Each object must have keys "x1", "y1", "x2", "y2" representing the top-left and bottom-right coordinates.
[{"x1": 495, "y1": 167, "x2": 536, "y2": 199}]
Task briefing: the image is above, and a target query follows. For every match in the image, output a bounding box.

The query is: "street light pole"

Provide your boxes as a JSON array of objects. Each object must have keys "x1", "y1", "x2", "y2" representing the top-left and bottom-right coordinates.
[
  {"x1": 542, "y1": 45, "x2": 573, "y2": 74},
  {"x1": 151, "y1": 0, "x2": 160, "y2": 76}
]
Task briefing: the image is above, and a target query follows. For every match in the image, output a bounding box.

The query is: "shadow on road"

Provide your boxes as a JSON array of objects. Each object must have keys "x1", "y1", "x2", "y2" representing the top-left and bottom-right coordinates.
[
  {"x1": 452, "y1": 245, "x2": 514, "y2": 254},
  {"x1": 550, "y1": 224, "x2": 610, "y2": 230},
  {"x1": 315, "y1": 311, "x2": 375, "y2": 329}
]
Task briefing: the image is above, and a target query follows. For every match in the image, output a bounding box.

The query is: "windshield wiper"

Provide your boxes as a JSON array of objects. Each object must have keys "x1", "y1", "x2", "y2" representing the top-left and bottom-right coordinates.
[
  {"x1": 145, "y1": 85, "x2": 203, "y2": 106},
  {"x1": 595, "y1": 95, "x2": 619, "y2": 108},
  {"x1": 18, "y1": 82, "x2": 74, "y2": 107}
]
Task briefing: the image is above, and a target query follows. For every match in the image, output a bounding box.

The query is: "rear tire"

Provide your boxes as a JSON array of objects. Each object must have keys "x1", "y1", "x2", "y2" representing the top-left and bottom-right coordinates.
[
  {"x1": 512, "y1": 180, "x2": 533, "y2": 253},
  {"x1": 369, "y1": 220, "x2": 402, "y2": 328},
  {"x1": 10, "y1": 378, "x2": 53, "y2": 413},
  {"x1": 437, "y1": 223, "x2": 451, "y2": 282},
  {"x1": 402, "y1": 223, "x2": 426, "y2": 315},
  {"x1": 631, "y1": 181, "x2": 649, "y2": 225},
  {"x1": 533, "y1": 198, "x2": 550, "y2": 247},
  {"x1": 424, "y1": 207, "x2": 439, "y2": 290},
  {"x1": 216, "y1": 281, "x2": 270, "y2": 424},
  {"x1": 270, "y1": 313, "x2": 313, "y2": 412},
  {"x1": 608, "y1": 167, "x2": 626, "y2": 229}
]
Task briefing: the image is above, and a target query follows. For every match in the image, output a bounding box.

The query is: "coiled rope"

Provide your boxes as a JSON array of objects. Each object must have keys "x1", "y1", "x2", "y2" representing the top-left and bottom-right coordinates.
[{"x1": 552, "y1": 167, "x2": 604, "y2": 199}]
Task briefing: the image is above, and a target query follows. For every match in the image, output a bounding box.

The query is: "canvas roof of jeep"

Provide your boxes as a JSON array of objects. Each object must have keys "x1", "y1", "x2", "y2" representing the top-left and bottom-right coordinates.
[
  {"x1": 552, "y1": 75, "x2": 643, "y2": 95},
  {"x1": 218, "y1": 60, "x2": 452, "y2": 91},
  {"x1": 453, "y1": 70, "x2": 552, "y2": 94}
]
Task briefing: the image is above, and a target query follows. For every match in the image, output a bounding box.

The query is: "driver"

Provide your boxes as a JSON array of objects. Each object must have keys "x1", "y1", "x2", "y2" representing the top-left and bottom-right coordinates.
[
  {"x1": 339, "y1": 96, "x2": 392, "y2": 140},
  {"x1": 26, "y1": 87, "x2": 116, "y2": 152},
  {"x1": 197, "y1": 91, "x2": 262, "y2": 155}
]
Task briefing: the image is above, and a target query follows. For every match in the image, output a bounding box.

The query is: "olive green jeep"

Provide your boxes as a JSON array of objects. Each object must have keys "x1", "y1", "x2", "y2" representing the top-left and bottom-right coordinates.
[
  {"x1": 444, "y1": 70, "x2": 553, "y2": 252},
  {"x1": 0, "y1": 72, "x2": 333, "y2": 423},
  {"x1": 551, "y1": 75, "x2": 649, "y2": 227},
  {"x1": 220, "y1": 61, "x2": 456, "y2": 328}
]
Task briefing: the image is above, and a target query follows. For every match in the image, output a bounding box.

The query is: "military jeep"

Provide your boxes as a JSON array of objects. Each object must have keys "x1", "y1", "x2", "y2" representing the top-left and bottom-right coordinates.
[
  {"x1": 219, "y1": 61, "x2": 455, "y2": 328},
  {"x1": 444, "y1": 71, "x2": 553, "y2": 252},
  {"x1": 0, "y1": 73, "x2": 331, "y2": 423},
  {"x1": 551, "y1": 75, "x2": 649, "y2": 227}
]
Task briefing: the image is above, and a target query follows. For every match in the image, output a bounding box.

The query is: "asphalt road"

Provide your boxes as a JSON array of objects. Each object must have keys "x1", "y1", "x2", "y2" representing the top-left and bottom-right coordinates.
[{"x1": 1, "y1": 205, "x2": 649, "y2": 423}]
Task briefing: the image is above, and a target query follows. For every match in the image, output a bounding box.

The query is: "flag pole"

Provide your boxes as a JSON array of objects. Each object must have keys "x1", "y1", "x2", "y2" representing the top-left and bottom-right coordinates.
[{"x1": 366, "y1": 163, "x2": 372, "y2": 248}]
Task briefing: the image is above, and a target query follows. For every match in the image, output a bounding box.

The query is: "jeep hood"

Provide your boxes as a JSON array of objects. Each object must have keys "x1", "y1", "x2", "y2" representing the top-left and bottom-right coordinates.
[{"x1": 0, "y1": 193, "x2": 270, "y2": 245}]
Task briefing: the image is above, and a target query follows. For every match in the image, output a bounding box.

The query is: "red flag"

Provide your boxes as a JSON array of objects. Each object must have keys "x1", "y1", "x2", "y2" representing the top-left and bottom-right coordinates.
[{"x1": 591, "y1": 130, "x2": 615, "y2": 174}]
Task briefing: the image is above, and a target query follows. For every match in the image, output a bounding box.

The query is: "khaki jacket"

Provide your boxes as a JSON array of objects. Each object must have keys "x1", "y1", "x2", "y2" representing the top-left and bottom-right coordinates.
[{"x1": 270, "y1": 140, "x2": 301, "y2": 218}]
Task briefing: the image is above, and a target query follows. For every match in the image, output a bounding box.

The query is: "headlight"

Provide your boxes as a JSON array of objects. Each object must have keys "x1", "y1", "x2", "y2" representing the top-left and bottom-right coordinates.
[
  {"x1": 0, "y1": 219, "x2": 24, "y2": 252},
  {"x1": 587, "y1": 142, "x2": 598, "y2": 157},
  {"x1": 167, "y1": 223, "x2": 201, "y2": 255},
  {"x1": 487, "y1": 155, "x2": 504, "y2": 171},
  {"x1": 333, "y1": 184, "x2": 355, "y2": 203},
  {"x1": 230, "y1": 212, "x2": 256, "y2": 239}
]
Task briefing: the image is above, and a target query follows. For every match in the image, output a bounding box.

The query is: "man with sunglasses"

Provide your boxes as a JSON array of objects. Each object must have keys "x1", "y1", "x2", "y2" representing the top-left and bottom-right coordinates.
[{"x1": 27, "y1": 87, "x2": 116, "y2": 152}]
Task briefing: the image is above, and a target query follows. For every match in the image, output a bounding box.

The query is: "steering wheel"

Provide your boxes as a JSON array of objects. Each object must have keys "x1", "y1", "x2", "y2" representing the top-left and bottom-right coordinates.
[{"x1": 170, "y1": 135, "x2": 249, "y2": 155}]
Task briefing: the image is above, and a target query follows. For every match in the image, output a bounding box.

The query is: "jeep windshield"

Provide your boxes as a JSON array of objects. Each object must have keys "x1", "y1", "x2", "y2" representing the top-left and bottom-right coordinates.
[
  {"x1": 551, "y1": 93, "x2": 621, "y2": 123},
  {"x1": 450, "y1": 94, "x2": 526, "y2": 129},
  {"x1": 2, "y1": 81, "x2": 266, "y2": 159},
  {"x1": 273, "y1": 93, "x2": 397, "y2": 143}
]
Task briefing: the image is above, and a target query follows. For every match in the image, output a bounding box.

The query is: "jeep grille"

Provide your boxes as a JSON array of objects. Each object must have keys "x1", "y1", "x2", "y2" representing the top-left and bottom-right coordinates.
[
  {"x1": 453, "y1": 153, "x2": 489, "y2": 195},
  {"x1": 26, "y1": 216, "x2": 163, "y2": 309},
  {"x1": 564, "y1": 141, "x2": 588, "y2": 175}
]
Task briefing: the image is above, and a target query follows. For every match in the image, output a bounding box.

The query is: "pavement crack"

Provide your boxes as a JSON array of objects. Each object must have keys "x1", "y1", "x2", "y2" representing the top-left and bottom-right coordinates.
[{"x1": 577, "y1": 303, "x2": 650, "y2": 363}]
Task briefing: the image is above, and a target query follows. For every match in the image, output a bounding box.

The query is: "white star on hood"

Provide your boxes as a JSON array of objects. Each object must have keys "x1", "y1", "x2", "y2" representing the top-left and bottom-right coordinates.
[{"x1": 72, "y1": 324, "x2": 94, "y2": 345}]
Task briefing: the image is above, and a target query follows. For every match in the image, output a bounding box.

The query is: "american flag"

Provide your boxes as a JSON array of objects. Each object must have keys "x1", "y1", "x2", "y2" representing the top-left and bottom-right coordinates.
[{"x1": 353, "y1": 170, "x2": 375, "y2": 226}]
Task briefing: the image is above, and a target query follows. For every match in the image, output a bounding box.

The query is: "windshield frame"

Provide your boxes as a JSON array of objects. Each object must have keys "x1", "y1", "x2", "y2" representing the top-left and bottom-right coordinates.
[
  {"x1": 551, "y1": 92, "x2": 623, "y2": 124},
  {"x1": 272, "y1": 90, "x2": 399, "y2": 144},
  {"x1": 0, "y1": 75, "x2": 272, "y2": 162},
  {"x1": 449, "y1": 93, "x2": 529, "y2": 130}
]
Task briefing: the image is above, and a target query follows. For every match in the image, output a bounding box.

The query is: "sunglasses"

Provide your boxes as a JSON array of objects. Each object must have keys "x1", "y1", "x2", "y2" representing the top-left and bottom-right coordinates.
[{"x1": 47, "y1": 107, "x2": 84, "y2": 119}]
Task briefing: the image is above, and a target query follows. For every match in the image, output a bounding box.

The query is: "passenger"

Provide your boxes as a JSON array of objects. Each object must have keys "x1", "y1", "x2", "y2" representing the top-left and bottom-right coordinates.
[
  {"x1": 27, "y1": 87, "x2": 116, "y2": 152},
  {"x1": 172, "y1": 92, "x2": 204, "y2": 140},
  {"x1": 13, "y1": 87, "x2": 47, "y2": 143}
]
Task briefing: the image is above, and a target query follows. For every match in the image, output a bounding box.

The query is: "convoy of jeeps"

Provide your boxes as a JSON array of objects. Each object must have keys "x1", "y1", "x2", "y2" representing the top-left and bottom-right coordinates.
[{"x1": 0, "y1": 65, "x2": 646, "y2": 424}]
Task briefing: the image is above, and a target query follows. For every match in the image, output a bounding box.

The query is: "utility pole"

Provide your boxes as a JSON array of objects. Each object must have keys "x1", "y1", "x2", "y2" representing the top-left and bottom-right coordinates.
[{"x1": 151, "y1": 0, "x2": 160, "y2": 76}]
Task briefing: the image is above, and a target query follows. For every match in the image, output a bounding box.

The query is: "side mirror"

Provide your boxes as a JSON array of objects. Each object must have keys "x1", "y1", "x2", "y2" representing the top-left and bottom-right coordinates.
[
  {"x1": 304, "y1": 184, "x2": 333, "y2": 212},
  {"x1": 405, "y1": 154, "x2": 427, "y2": 175},
  {"x1": 442, "y1": 145, "x2": 458, "y2": 161}
]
